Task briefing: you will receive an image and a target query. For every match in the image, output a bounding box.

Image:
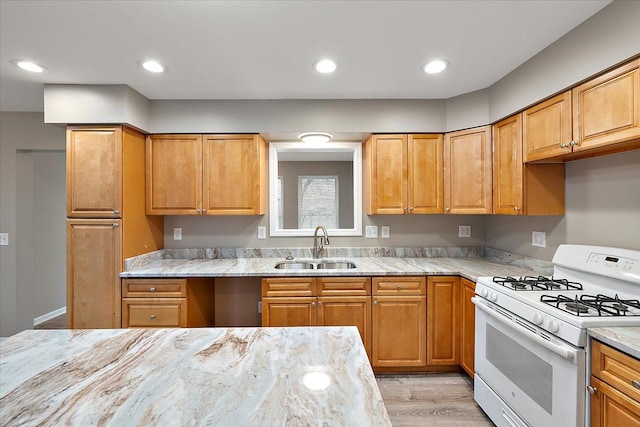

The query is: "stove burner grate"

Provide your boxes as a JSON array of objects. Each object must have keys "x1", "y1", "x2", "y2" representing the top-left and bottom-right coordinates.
[
  {"x1": 541, "y1": 294, "x2": 640, "y2": 317},
  {"x1": 493, "y1": 275, "x2": 583, "y2": 291}
]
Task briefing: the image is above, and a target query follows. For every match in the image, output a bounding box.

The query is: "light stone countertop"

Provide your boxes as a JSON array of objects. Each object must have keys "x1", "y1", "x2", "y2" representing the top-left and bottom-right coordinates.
[
  {"x1": 120, "y1": 256, "x2": 548, "y2": 282},
  {"x1": 0, "y1": 327, "x2": 390, "y2": 426},
  {"x1": 588, "y1": 327, "x2": 640, "y2": 360}
]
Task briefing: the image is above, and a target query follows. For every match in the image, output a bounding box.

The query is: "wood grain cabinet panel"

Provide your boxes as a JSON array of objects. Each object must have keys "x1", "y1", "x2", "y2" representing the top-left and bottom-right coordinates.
[
  {"x1": 262, "y1": 297, "x2": 317, "y2": 327},
  {"x1": 427, "y1": 276, "x2": 460, "y2": 366},
  {"x1": 317, "y1": 277, "x2": 371, "y2": 296},
  {"x1": 523, "y1": 91, "x2": 573, "y2": 162},
  {"x1": 460, "y1": 278, "x2": 476, "y2": 377},
  {"x1": 494, "y1": 113, "x2": 565, "y2": 215},
  {"x1": 262, "y1": 277, "x2": 316, "y2": 297},
  {"x1": 373, "y1": 276, "x2": 426, "y2": 296},
  {"x1": 122, "y1": 298, "x2": 187, "y2": 328},
  {"x1": 444, "y1": 126, "x2": 492, "y2": 214},
  {"x1": 317, "y1": 296, "x2": 372, "y2": 356},
  {"x1": 146, "y1": 134, "x2": 265, "y2": 215},
  {"x1": 365, "y1": 134, "x2": 443, "y2": 215},
  {"x1": 67, "y1": 127, "x2": 122, "y2": 218}
]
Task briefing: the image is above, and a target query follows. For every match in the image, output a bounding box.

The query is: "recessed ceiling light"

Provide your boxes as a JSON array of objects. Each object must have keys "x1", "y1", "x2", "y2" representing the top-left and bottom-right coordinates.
[
  {"x1": 423, "y1": 59, "x2": 450, "y2": 74},
  {"x1": 10, "y1": 59, "x2": 46, "y2": 73},
  {"x1": 138, "y1": 59, "x2": 167, "y2": 73},
  {"x1": 313, "y1": 59, "x2": 337, "y2": 74},
  {"x1": 299, "y1": 132, "x2": 333, "y2": 144}
]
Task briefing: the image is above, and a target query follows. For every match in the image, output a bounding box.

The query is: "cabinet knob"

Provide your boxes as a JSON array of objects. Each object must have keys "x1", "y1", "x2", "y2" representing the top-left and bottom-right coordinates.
[
  {"x1": 202, "y1": 209, "x2": 207, "y2": 213},
  {"x1": 445, "y1": 207, "x2": 450, "y2": 212},
  {"x1": 632, "y1": 380, "x2": 640, "y2": 390},
  {"x1": 149, "y1": 287, "x2": 156, "y2": 292},
  {"x1": 311, "y1": 302, "x2": 316, "y2": 307},
  {"x1": 317, "y1": 301, "x2": 322, "y2": 306},
  {"x1": 569, "y1": 140, "x2": 579, "y2": 147},
  {"x1": 560, "y1": 142, "x2": 568, "y2": 149},
  {"x1": 113, "y1": 209, "x2": 120, "y2": 215},
  {"x1": 397, "y1": 285, "x2": 403, "y2": 290},
  {"x1": 514, "y1": 206, "x2": 520, "y2": 212},
  {"x1": 149, "y1": 314, "x2": 156, "y2": 320},
  {"x1": 403, "y1": 207, "x2": 408, "y2": 213},
  {"x1": 112, "y1": 223, "x2": 119, "y2": 228},
  {"x1": 374, "y1": 300, "x2": 378, "y2": 305},
  {"x1": 587, "y1": 385, "x2": 597, "y2": 395},
  {"x1": 409, "y1": 207, "x2": 414, "y2": 211},
  {"x1": 196, "y1": 208, "x2": 201, "y2": 213}
]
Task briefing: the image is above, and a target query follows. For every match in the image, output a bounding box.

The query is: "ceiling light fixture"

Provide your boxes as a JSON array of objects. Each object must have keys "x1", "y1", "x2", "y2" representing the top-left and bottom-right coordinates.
[
  {"x1": 299, "y1": 132, "x2": 333, "y2": 144},
  {"x1": 313, "y1": 59, "x2": 337, "y2": 74},
  {"x1": 138, "y1": 59, "x2": 167, "y2": 73},
  {"x1": 10, "y1": 59, "x2": 46, "y2": 73},
  {"x1": 423, "y1": 59, "x2": 450, "y2": 74}
]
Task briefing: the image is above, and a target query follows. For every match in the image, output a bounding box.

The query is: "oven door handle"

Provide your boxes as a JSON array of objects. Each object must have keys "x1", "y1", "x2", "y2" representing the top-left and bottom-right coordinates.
[{"x1": 472, "y1": 297, "x2": 576, "y2": 361}]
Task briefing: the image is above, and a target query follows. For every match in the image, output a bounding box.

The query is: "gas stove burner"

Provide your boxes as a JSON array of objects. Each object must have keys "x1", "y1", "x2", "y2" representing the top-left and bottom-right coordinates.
[
  {"x1": 564, "y1": 301, "x2": 589, "y2": 314},
  {"x1": 493, "y1": 275, "x2": 584, "y2": 291},
  {"x1": 612, "y1": 303, "x2": 628, "y2": 312},
  {"x1": 541, "y1": 293, "x2": 640, "y2": 317}
]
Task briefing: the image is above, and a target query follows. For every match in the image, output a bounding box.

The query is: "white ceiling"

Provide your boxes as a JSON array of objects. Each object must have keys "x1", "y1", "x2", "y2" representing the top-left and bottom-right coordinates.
[{"x1": 0, "y1": 0, "x2": 612, "y2": 112}]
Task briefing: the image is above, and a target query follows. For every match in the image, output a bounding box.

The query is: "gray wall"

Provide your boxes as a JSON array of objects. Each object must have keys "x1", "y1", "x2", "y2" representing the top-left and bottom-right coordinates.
[{"x1": 0, "y1": 113, "x2": 66, "y2": 337}]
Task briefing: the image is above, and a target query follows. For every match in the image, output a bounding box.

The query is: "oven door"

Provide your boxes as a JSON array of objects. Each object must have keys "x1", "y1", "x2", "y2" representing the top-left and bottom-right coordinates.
[{"x1": 473, "y1": 297, "x2": 586, "y2": 427}]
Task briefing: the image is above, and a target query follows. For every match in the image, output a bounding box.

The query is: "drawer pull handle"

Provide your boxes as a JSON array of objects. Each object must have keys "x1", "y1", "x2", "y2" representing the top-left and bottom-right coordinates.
[
  {"x1": 374, "y1": 300, "x2": 378, "y2": 305},
  {"x1": 633, "y1": 380, "x2": 640, "y2": 390},
  {"x1": 113, "y1": 209, "x2": 120, "y2": 215},
  {"x1": 149, "y1": 287, "x2": 156, "y2": 292},
  {"x1": 149, "y1": 314, "x2": 156, "y2": 320},
  {"x1": 587, "y1": 385, "x2": 597, "y2": 395},
  {"x1": 397, "y1": 285, "x2": 403, "y2": 290}
]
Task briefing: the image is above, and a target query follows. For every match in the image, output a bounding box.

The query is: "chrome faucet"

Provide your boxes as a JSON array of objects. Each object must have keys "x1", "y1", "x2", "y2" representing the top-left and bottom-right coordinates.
[{"x1": 312, "y1": 225, "x2": 330, "y2": 258}]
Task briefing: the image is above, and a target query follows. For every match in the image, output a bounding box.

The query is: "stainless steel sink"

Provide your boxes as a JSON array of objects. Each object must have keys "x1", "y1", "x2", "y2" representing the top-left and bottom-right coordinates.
[
  {"x1": 274, "y1": 262, "x2": 315, "y2": 270},
  {"x1": 316, "y1": 262, "x2": 357, "y2": 269},
  {"x1": 274, "y1": 260, "x2": 356, "y2": 270}
]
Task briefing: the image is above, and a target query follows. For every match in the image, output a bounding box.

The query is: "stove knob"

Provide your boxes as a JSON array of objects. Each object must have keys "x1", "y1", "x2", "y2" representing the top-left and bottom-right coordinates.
[
  {"x1": 489, "y1": 291, "x2": 498, "y2": 302},
  {"x1": 533, "y1": 312, "x2": 543, "y2": 325},
  {"x1": 548, "y1": 320, "x2": 560, "y2": 333},
  {"x1": 479, "y1": 288, "x2": 489, "y2": 298}
]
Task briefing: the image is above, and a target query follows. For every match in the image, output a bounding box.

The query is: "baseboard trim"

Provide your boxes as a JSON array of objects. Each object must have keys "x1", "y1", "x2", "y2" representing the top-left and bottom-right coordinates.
[{"x1": 34, "y1": 306, "x2": 66, "y2": 326}]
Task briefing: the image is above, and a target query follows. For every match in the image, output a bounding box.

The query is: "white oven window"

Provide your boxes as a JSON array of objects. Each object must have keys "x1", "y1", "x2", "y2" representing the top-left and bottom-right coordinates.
[{"x1": 486, "y1": 324, "x2": 553, "y2": 414}]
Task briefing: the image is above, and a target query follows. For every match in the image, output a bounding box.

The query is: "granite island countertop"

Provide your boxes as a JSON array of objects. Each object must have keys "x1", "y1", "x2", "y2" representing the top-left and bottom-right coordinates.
[
  {"x1": 588, "y1": 327, "x2": 640, "y2": 359},
  {"x1": 0, "y1": 327, "x2": 390, "y2": 426},
  {"x1": 121, "y1": 254, "x2": 552, "y2": 282}
]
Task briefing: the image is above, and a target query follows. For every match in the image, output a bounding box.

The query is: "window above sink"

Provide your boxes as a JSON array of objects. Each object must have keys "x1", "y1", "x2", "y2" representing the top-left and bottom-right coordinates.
[{"x1": 269, "y1": 142, "x2": 363, "y2": 237}]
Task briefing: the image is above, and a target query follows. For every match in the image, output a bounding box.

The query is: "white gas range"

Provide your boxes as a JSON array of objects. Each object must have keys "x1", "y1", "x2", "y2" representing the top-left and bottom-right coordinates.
[{"x1": 472, "y1": 244, "x2": 640, "y2": 427}]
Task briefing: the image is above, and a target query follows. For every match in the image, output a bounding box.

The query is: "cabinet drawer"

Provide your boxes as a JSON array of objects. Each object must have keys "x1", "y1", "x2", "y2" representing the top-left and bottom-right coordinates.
[
  {"x1": 317, "y1": 277, "x2": 371, "y2": 296},
  {"x1": 373, "y1": 276, "x2": 426, "y2": 295},
  {"x1": 592, "y1": 339, "x2": 640, "y2": 402},
  {"x1": 262, "y1": 277, "x2": 316, "y2": 297},
  {"x1": 122, "y1": 298, "x2": 187, "y2": 327},
  {"x1": 122, "y1": 279, "x2": 187, "y2": 297}
]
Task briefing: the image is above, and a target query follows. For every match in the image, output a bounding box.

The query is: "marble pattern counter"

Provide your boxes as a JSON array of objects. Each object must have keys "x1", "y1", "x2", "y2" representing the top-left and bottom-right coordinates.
[
  {"x1": 0, "y1": 327, "x2": 390, "y2": 426},
  {"x1": 588, "y1": 327, "x2": 640, "y2": 359},
  {"x1": 121, "y1": 255, "x2": 550, "y2": 282}
]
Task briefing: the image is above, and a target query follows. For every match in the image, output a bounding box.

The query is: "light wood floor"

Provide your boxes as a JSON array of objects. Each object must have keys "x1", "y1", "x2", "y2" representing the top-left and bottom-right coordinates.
[{"x1": 34, "y1": 314, "x2": 493, "y2": 426}]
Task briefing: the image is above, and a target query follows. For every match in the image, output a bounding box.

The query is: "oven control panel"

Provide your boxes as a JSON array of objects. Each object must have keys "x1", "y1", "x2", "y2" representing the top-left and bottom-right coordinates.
[{"x1": 586, "y1": 252, "x2": 638, "y2": 271}]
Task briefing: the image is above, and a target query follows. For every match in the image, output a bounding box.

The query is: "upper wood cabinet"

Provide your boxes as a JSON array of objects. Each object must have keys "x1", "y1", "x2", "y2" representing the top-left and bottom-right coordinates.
[
  {"x1": 524, "y1": 58, "x2": 640, "y2": 162},
  {"x1": 146, "y1": 134, "x2": 266, "y2": 215},
  {"x1": 493, "y1": 114, "x2": 565, "y2": 215},
  {"x1": 67, "y1": 126, "x2": 123, "y2": 218},
  {"x1": 444, "y1": 126, "x2": 493, "y2": 214},
  {"x1": 365, "y1": 134, "x2": 443, "y2": 214}
]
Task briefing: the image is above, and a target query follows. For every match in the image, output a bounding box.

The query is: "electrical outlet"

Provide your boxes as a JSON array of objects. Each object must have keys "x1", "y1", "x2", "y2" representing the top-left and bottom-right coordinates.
[
  {"x1": 258, "y1": 301, "x2": 262, "y2": 314},
  {"x1": 257, "y1": 226, "x2": 267, "y2": 240},
  {"x1": 173, "y1": 228, "x2": 182, "y2": 240},
  {"x1": 381, "y1": 226, "x2": 390, "y2": 238},
  {"x1": 365, "y1": 226, "x2": 378, "y2": 238},
  {"x1": 0, "y1": 233, "x2": 8, "y2": 246},
  {"x1": 532, "y1": 231, "x2": 546, "y2": 247},
  {"x1": 458, "y1": 225, "x2": 471, "y2": 238}
]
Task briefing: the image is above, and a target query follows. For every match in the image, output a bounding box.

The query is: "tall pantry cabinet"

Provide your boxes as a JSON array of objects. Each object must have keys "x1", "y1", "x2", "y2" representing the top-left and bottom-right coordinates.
[{"x1": 66, "y1": 126, "x2": 164, "y2": 328}]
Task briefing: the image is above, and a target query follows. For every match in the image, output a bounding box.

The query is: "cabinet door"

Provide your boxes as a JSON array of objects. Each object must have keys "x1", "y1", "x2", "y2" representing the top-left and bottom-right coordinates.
[
  {"x1": 573, "y1": 59, "x2": 640, "y2": 154},
  {"x1": 523, "y1": 91, "x2": 572, "y2": 162},
  {"x1": 444, "y1": 126, "x2": 492, "y2": 214},
  {"x1": 366, "y1": 134, "x2": 408, "y2": 214},
  {"x1": 427, "y1": 276, "x2": 460, "y2": 365},
  {"x1": 122, "y1": 298, "x2": 187, "y2": 328},
  {"x1": 203, "y1": 134, "x2": 265, "y2": 215},
  {"x1": 408, "y1": 134, "x2": 444, "y2": 214},
  {"x1": 493, "y1": 114, "x2": 523, "y2": 215},
  {"x1": 372, "y1": 295, "x2": 427, "y2": 367},
  {"x1": 262, "y1": 297, "x2": 317, "y2": 327},
  {"x1": 67, "y1": 127, "x2": 122, "y2": 218},
  {"x1": 460, "y1": 279, "x2": 476, "y2": 377},
  {"x1": 318, "y1": 296, "x2": 371, "y2": 358},
  {"x1": 590, "y1": 377, "x2": 640, "y2": 427},
  {"x1": 67, "y1": 219, "x2": 122, "y2": 328},
  {"x1": 146, "y1": 134, "x2": 203, "y2": 215}
]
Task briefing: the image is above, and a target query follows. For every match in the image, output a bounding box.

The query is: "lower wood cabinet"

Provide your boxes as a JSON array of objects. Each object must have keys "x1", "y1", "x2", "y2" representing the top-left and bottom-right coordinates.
[
  {"x1": 427, "y1": 276, "x2": 460, "y2": 366},
  {"x1": 460, "y1": 278, "x2": 476, "y2": 377},
  {"x1": 262, "y1": 277, "x2": 372, "y2": 357},
  {"x1": 121, "y1": 278, "x2": 215, "y2": 328},
  {"x1": 590, "y1": 339, "x2": 640, "y2": 427},
  {"x1": 372, "y1": 277, "x2": 426, "y2": 368}
]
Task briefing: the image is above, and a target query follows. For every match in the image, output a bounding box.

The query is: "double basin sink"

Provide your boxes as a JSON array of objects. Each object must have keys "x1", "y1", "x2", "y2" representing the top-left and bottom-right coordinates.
[{"x1": 275, "y1": 260, "x2": 356, "y2": 270}]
